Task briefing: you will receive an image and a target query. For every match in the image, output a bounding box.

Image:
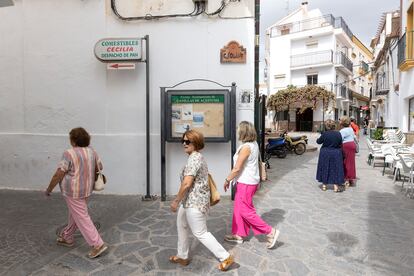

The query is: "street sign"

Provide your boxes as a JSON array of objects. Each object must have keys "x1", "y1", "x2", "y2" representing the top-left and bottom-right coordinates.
[
  {"x1": 94, "y1": 38, "x2": 142, "y2": 62},
  {"x1": 107, "y1": 63, "x2": 136, "y2": 70}
]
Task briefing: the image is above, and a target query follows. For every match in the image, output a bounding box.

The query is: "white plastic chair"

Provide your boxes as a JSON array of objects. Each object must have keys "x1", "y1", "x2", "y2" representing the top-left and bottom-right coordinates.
[{"x1": 397, "y1": 154, "x2": 414, "y2": 197}]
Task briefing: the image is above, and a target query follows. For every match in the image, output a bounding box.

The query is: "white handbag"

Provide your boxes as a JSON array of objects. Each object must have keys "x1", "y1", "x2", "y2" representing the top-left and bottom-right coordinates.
[
  {"x1": 94, "y1": 173, "x2": 105, "y2": 191},
  {"x1": 94, "y1": 163, "x2": 106, "y2": 191}
]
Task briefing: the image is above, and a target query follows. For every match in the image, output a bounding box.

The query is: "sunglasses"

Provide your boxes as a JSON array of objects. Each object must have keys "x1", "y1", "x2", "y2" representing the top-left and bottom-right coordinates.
[{"x1": 181, "y1": 139, "x2": 192, "y2": 145}]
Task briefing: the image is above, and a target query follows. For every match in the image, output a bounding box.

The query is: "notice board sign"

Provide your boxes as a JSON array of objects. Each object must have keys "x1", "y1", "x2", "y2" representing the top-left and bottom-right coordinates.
[{"x1": 165, "y1": 90, "x2": 231, "y2": 142}]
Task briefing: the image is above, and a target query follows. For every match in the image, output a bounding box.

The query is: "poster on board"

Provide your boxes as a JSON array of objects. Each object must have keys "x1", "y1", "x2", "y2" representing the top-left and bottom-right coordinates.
[
  {"x1": 171, "y1": 95, "x2": 225, "y2": 138},
  {"x1": 238, "y1": 90, "x2": 254, "y2": 110}
]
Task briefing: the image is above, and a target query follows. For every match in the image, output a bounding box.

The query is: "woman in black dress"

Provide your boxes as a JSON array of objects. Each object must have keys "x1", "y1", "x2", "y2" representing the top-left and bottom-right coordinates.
[{"x1": 316, "y1": 119, "x2": 345, "y2": 192}]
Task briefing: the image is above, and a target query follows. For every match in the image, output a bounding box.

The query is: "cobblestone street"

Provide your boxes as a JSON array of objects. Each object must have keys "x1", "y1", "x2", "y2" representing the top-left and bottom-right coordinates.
[{"x1": 2, "y1": 137, "x2": 414, "y2": 275}]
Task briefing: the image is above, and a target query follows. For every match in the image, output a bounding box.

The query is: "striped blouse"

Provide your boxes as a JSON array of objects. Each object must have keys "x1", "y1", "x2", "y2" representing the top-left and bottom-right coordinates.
[{"x1": 58, "y1": 147, "x2": 102, "y2": 199}]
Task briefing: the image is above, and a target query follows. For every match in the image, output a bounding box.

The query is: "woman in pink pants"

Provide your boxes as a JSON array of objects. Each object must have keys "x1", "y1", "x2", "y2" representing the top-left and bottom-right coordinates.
[
  {"x1": 45, "y1": 127, "x2": 107, "y2": 259},
  {"x1": 223, "y1": 121, "x2": 280, "y2": 249}
]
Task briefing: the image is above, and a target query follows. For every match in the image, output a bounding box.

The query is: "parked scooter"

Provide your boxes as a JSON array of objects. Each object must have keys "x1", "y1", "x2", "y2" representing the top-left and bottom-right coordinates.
[
  {"x1": 281, "y1": 131, "x2": 307, "y2": 155},
  {"x1": 264, "y1": 136, "x2": 287, "y2": 168}
]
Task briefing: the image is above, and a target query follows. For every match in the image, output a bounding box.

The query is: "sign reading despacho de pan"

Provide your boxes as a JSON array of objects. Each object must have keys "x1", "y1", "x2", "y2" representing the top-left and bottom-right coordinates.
[{"x1": 94, "y1": 38, "x2": 142, "y2": 62}]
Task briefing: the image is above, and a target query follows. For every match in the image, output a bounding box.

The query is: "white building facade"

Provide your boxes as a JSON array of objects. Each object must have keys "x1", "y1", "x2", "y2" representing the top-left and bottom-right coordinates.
[
  {"x1": 371, "y1": 11, "x2": 400, "y2": 129},
  {"x1": 265, "y1": 3, "x2": 354, "y2": 132},
  {"x1": 398, "y1": 0, "x2": 414, "y2": 132},
  {"x1": 348, "y1": 36, "x2": 373, "y2": 126},
  {"x1": 0, "y1": 0, "x2": 255, "y2": 195}
]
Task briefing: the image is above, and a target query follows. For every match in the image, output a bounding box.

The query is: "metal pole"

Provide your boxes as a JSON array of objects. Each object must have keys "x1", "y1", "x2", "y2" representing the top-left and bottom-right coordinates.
[
  {"x1": 254, "y1": 0, "x2": 260, "y2": 132},
  {"x1": 144, "y1": 35, "x2": 152, "y2": 200},
  {"x1": 161, "y1": 88, "x2": 166, "y2": 201},
  {"x1": 230, "y1": 83, "x2": 237, "y2": 200}
]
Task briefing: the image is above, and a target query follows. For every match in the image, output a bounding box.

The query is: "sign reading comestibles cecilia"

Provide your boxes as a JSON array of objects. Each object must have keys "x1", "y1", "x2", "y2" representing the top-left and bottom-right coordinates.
[
  {"x1": 220, "y1": 41, "x2": 246, "y2": 63},
  {"x1": 94, "y1": 38, "x2": 142, "y2": 62}
]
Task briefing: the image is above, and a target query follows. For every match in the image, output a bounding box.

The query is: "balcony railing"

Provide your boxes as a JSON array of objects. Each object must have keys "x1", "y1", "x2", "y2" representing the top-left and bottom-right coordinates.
[
  {"x1": 291, "y1": 50, "x2": 333, "y2": 68},
  {"x1": 335, "y1": 51, "x2": 353, "y2": 73},
  {"x1": 270, "y1": 14, "x2": 353, "y2": 40},
  {"x1": 398, "y1": 31, "x2": 414, "y2": 66},
  {"x1": 335, "y1": 84, "x2": 349, "y2": 99},
  {"x1": 294, "y1": 83, "x2": 334, "y2": 92},
  {"x1": 374, "y1": 71, "x2": 390, "y2": 95}
]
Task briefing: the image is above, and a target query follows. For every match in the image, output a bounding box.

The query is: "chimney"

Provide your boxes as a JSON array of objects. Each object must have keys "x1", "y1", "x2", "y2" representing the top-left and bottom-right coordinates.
[{"x1": 301, "y1": 2, "x2": 308, "y2": 13}]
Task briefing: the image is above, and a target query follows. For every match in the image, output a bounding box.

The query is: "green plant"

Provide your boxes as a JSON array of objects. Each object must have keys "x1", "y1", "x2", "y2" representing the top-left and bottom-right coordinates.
[{"x1": 372, "y1": 128, "x2": 383, "y2": 140}]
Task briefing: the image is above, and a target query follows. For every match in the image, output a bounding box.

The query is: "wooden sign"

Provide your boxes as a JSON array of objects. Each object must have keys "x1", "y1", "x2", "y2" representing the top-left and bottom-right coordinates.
[{"x1": 220, "y1": 41, "x2": 246, "y2": 64}]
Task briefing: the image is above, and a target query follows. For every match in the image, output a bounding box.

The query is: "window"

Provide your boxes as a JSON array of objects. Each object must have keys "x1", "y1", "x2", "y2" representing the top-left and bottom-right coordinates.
[
  {"x1": 281, "y1": 29, "x2": 290, "y2": 35},
  {"x1": 306, "y1": 40, "x2": 318, "y2": 49},
  {"x1": 307, "y1": 74, "x2": 318, "y2": 85},
  {"x1": 276, "y1": 110, "x2": 289, "y2": 120}
]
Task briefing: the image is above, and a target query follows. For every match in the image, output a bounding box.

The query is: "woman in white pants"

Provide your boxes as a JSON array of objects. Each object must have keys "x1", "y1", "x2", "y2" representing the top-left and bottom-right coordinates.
[{"x1": 169, "y1": 130, "x2": 234, "y2": 272}]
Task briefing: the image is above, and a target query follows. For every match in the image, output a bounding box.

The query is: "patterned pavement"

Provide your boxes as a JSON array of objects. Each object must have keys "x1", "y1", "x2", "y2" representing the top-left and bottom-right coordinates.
[{"x1": 2, "y1": 136, "x2": 414, "y2": 275}]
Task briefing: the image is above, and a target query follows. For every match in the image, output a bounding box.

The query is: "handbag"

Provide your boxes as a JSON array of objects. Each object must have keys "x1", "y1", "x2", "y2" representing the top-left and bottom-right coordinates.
[
  {"x1": 354, "y1": 138, "x2": 359, "y2": 153},
  {"x1": 208, "y1": 173, "x2": 220, "y2": 206},
  {"x1": 94, "y1": 162, "x2": 106, "y2": 191},
  {"x1": 258, "y1": 154, "x2": 267, "y2": 182}
]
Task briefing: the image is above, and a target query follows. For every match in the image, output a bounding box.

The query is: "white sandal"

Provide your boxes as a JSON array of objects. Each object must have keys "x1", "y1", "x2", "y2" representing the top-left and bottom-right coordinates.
[{"x1": 266, "y1": 228, "x2": 280, "y2": 249}]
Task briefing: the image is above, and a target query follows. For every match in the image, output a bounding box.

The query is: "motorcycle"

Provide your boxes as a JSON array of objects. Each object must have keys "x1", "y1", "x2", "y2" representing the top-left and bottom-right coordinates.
[
  {"x1": 264, "y1": 136, "x2": 287, "y2": 168},
  {"x1": 281, "y1": 131, "x2": 307, "y2": 155}
]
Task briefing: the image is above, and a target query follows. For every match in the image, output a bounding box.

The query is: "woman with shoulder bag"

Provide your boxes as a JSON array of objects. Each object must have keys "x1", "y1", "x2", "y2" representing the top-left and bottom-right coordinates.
[
  {"x1": 223, "y1": 121, "x2": 280, "y2": 249},
  {"x1": 340, "y1": 116, "x2": 357, "y2": 187},
  {"x1": 45, "y1": 127, "x2": 107, "y2": 259},
  {"x1": 169, "y1": 130, "x2": 234, "y2": 272}
]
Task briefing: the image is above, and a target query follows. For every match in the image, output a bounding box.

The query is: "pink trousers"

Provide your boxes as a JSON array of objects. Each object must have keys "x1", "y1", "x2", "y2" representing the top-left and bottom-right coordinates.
[
  {"x1": 61, "y1": 196, "x2": 103, "y2": 247},
  {"x1": 232, "y1": 183, "x2": 272, "y2": 237}
]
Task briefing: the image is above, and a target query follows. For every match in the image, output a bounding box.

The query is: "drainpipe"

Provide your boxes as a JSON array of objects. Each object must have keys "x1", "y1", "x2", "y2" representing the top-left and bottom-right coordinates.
[{"x1": 254, "y1": 0, "x2": 260, "y2": 136}]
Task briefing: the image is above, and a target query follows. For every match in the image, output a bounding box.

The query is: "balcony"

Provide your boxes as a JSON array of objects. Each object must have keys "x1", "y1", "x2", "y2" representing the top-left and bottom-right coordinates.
[
  {"x1": 335, "y1": 84, "x2": 350, "y2": 101},
  {"x1": 270, "y1": 14, "x2": 353, "y2": 40},
  {"x1": 334, "y1": 51, "x2": 353, "y2": 75},
  {"x1": 291, "y1": 50, "x2": 333, "y2": 69},
  {"x1": 398, "y1": 31, "x2": 414, "y2": 71},
  {"x1": 374, "y1": 71, "x2": 390, "y2": 96}
]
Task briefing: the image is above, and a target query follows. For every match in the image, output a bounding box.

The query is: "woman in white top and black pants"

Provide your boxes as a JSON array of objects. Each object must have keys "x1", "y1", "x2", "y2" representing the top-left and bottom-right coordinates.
[{"x1": 223, "y1": 121, "x2": 280, "y2": 249}]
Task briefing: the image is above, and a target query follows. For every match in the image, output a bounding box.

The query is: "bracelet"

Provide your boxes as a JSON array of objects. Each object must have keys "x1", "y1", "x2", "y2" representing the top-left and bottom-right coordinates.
[{"x1": 225, "y1": 178, "x2": 230, "y2": 183}]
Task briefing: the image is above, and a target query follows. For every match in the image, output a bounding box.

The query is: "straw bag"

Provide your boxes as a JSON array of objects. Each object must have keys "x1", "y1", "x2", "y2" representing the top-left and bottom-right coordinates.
[
  {"x1": 208, "y1": 173, "x2": 220, "y2": 206},
  {"x1": 259, "y1": 154, "x2": 267, "y2": 182}
]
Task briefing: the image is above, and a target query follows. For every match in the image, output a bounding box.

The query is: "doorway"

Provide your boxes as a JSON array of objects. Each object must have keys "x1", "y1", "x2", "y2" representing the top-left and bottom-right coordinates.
[{"x1": 296, "y1": 108, "x2": 313, "y2": 131}]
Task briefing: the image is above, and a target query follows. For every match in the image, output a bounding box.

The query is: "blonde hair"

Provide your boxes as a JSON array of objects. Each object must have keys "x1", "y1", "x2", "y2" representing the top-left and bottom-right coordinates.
[
  {"x1": 324, "y1": 119, "x2": 336, "y2": 130},
  {"x1": 340, "y1": 116, "x2": 350, "y2": 127},
  {"x1": 238, "y1": 121, "x2": 257, "y2": 143}
]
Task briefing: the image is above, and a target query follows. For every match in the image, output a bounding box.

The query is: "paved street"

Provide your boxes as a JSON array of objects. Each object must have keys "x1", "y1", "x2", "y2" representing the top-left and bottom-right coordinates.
[{"x1": 2, "y1": 136, "x2": 414, "y2": 275}]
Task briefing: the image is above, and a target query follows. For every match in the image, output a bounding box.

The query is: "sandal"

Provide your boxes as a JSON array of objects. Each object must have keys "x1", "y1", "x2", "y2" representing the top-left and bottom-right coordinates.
[
  {"x1": 321, "y1": 185, "x2": 327, "y2": 191},
  {"x1": 266, "y1": 228, "x2": 280, "y2": 249},
  {"x1": 88, "y1": 244, "x2": 108, "y2": 259},
  {"x1": 218, "y1": 254, "x2": 234, "y2": 271},
  {"x1": 169, "y1": 255, "x2": 190, "y2": 266},
  {"x1": 224, "y1": 234, "x2": 244, "y2": 244},
  {"x1": 56, "y1": 237, "x2": 74, "y2": 248},
  {"x1": 334, "y1": 185, "x2": 345, "y2": 193}
]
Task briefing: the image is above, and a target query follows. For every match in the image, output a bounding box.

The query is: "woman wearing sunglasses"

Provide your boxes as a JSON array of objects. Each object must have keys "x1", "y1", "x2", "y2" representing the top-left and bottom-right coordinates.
[
  {"x1": 169, "y1": 129, "x2": 234, "y2": 271},
  {"x1": 223, "y1": 121, "x2": 280, "y2": 249}
]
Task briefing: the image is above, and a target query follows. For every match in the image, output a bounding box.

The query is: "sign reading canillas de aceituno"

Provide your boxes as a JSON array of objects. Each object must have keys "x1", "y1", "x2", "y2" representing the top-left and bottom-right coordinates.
[{"x1": 94, "y1": 38, "x2": 142, "y2": 62}]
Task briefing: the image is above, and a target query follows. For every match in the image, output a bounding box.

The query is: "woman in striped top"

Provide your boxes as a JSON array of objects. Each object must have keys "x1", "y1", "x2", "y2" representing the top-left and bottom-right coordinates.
[{"x1": 45, "y1": 127, "x2": 107, "y2": 259}]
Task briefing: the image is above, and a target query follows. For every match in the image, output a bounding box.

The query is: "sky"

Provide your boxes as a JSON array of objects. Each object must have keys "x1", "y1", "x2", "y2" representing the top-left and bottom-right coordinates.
[{"x1": 259, "y1": 0, "x2": 399, "y2": 81}]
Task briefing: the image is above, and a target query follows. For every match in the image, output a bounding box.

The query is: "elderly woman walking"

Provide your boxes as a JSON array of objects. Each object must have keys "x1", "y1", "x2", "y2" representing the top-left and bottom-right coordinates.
[
  {"x1": 169, "y1": 130, "x2": 234, "y2": 272},
  {"x1": 223, "y1": 121, "x2": 280, "y2": 248},
  {"x1": 316, "y1": 119, "x2": 345, "y2": 192},
  {"x1": 340, "y1": 116, "x2": 357, "y2": 187},
  {"x1": 45, "y1": 127, "x2": 107, "y2": 258}
]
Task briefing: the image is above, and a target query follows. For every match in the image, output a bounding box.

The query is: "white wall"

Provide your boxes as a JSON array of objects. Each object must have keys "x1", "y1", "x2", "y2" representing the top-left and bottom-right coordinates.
[{"x1": 0, "y1": 0, "x2": 255, "y2": 195}]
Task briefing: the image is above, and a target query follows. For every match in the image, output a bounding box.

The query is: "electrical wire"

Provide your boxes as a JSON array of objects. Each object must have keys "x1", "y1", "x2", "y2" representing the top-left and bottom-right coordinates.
[{"x1": 111, "y1": 0, "x2": 200, "y2": 21}]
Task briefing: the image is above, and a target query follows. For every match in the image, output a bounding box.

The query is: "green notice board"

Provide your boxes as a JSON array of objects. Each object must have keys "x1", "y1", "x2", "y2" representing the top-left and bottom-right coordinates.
[{"x1": 166, "y1": 91, "x2": 230, "y2": 141}]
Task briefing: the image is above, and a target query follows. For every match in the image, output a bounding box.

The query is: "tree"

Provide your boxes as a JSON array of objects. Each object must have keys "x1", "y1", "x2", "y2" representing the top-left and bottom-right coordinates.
[{"x1": 267, "y1": 85, "x2": 336, "y2": 130}]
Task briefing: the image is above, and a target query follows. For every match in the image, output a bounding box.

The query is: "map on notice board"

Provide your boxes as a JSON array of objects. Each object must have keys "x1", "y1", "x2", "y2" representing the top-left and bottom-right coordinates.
[{"x1": 171, "y1": 95, "x2": 225, "y2": 138}]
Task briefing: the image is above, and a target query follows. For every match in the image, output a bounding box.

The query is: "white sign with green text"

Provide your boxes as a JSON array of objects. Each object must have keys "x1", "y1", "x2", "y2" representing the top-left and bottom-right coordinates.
[{"x1": 94, "y1": 38, "x2": 142, "y2": 62}]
